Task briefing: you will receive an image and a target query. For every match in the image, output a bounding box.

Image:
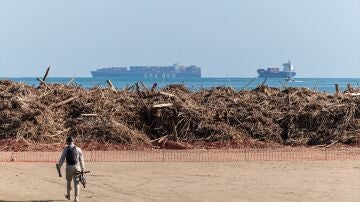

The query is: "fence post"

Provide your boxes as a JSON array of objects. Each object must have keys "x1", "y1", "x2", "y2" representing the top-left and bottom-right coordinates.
[
  {"x1": 325, "y1": 147, "x2": 328, "y2": 161},
  {"x1": 162, "y1": 150, "x2": 165, "y2": 162},
  {"x1": 245, "y1": 148, "x2": 248, "y2": 161},
  {"x1": 10, "y1": 152, "x2": 13, "y2": 162},
  {"x1": 325, "y1": 148, "x2": 328, "y2": 160}
]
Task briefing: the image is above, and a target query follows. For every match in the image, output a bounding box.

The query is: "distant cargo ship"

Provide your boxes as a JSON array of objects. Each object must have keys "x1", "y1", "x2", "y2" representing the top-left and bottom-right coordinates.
[
  {"x1": 91, "y1": 63, "x2": 201, "y2": 78},
  {"x1": 257, "y1": 61, "x2": 296, "y2": 78}
]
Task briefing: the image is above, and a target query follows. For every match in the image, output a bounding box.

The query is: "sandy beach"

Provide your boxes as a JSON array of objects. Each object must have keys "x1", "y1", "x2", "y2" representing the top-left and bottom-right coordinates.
[{"x1": 0, "y1": 161, "x2": 359, "y2": 202}]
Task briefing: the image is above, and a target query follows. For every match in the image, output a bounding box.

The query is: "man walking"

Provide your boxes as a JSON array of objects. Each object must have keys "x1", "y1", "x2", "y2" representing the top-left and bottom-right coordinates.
[{"x1": 57, "y1": 136, "x2": 85, "y2": 202}]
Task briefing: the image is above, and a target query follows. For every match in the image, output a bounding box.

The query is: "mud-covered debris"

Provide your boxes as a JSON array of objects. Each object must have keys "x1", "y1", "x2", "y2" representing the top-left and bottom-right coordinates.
[{"x1": 0, "y1": 80, "x2": 360, "y2": 151}]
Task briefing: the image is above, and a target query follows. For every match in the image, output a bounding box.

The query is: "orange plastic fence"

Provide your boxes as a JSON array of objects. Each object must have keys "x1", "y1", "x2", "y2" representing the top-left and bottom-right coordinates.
[{"x1": 0, "y1": 148, "x2": 359, "y2": 162}]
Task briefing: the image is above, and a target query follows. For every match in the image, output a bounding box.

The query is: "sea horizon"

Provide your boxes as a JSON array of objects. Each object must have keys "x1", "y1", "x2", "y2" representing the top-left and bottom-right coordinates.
[{"x1": 1, "y1": 77, "x2": 359, "y2": 93}]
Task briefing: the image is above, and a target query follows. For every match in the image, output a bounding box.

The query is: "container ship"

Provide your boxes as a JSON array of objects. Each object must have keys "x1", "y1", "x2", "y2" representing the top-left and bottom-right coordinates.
[
  {"x1": 257, "y1": 61, "x2": 296, "y2": 78},
  {"x1": 91, "y1": 63, "x2": 201, "y2": 78}
]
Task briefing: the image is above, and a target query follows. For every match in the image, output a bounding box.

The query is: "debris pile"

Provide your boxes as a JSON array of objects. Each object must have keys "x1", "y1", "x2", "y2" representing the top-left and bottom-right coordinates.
[{"x1": 0, "y1": 79, "x2": 360, "y2": 151}]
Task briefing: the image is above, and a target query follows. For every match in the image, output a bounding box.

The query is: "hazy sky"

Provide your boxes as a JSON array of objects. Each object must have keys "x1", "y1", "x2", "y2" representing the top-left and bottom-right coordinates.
[{"x1": 1, "y1": 0, "x2": 359, "y2": 77}]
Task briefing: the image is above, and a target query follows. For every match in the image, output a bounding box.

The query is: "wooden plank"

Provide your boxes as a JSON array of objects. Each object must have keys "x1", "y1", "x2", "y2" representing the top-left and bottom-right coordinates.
[
  {"x1": 81, "y1": 114, "x2": 98, "y2": 117},
  {"x1": 335, "y1": 84, "x2": 340, "y2": 95},
  {"x1": 66, "y1": 78, "x2": 75, "y2": 86},
  {"x1": 107, "y1": 80, "x2": 117, "y2": 92},
  {"x1": 36, "y1": 78, "x2": 50, "y2": 89},
  {"x1": 42, "y1": 66, "x2": 51, "y2": 81},
  {"x1": 52, "y1": 96, "x2": 78, "y2": 108},
  {"x1": 152, "y1": 103, "x2": 173, "y2": 108},
  {"x1": 349, "y1": 93, "x2": 360, "y2": 96},
  {"x1": 38, "y1": 66, "x2": 51, "y2": 88},
  {"x1": 159, "y1": 91, "x2": 175, "y2": 98}
]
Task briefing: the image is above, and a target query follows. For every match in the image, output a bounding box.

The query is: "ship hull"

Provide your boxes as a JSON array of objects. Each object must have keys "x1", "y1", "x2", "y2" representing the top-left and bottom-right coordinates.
[
  {"x1": 91, "y1": 71, "x2": 201, "y2": 78},
  {"x1": 257, "y1": 71, "x2": 296, "y2": 78},
  {"x1": 91, "y1": 72, "x2": 143, "y2": 78},
  {"x1": 257, "y1": 61, "x2": 296, "y2": 78},
  {"x1": 91, "y1": 63, "x2": 201, "y2": 78}
]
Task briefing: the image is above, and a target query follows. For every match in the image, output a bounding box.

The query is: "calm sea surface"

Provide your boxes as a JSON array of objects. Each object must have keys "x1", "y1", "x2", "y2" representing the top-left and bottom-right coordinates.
[{"x1": 2, "y1": 77, "x2": 360, "y2": 93}]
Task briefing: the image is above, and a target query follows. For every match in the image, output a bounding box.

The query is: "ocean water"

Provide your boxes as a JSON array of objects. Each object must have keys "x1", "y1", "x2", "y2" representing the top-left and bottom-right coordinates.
[{"x1": 2, "y1": 77, "x2": 360, "y2": 93}]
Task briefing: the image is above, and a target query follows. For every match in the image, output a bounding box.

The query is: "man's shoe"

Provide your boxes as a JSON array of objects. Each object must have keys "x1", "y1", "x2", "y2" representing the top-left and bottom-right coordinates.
[
  {"x1": 74, "y1": 198, "x2": 79, "y2": 202},
  {"x1": 65, "y1": 194, "x2": 71, "y2": 200}
]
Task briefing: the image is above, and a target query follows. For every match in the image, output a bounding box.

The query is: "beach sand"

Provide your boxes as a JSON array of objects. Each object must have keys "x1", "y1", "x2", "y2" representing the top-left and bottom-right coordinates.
[{"x1": 0, "y1": 161, "x2": 359, "y2": 202}]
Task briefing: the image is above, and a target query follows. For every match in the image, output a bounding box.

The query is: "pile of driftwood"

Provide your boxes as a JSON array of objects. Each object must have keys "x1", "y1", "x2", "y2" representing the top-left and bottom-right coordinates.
[{"x1": 0, "y1": 76, "x2": 360, "y2": 151}]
